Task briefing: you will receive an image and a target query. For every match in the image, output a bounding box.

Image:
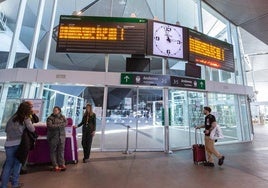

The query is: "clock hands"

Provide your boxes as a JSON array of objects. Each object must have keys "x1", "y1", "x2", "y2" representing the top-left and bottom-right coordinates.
[
  {"x1": 164, "y1": 27, "x2": 181, "y2": 44},
  {"x1": 167, "y1": 36, "x2": 171, "y2": 43},
  {"x1": 164, "y1": 26, "x2": 172, "y2": 43},
  {"x1": 169, "y1": 39, "x2": 182, "y2": 44},
  {"x1": 166, "y1": 34, "x2": 181, "y2": 44}
]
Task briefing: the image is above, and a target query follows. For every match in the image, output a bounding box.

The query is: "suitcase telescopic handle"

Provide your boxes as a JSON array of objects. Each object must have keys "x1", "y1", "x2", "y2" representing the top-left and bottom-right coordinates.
[{"x1": 195, "y1": 128, "x2": 203, "y2": 145}]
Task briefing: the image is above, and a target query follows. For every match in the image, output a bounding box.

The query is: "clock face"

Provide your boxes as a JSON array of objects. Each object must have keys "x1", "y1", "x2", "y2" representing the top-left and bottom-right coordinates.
[{"x1": 153, "y1": 22, "x2": 184, "y2": 59}]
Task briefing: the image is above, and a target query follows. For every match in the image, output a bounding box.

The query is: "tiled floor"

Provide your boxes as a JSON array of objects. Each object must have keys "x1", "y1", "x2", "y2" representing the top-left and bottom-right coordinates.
[{"x1": 1, "y1": 124, "x2": 268, "y2": 188}]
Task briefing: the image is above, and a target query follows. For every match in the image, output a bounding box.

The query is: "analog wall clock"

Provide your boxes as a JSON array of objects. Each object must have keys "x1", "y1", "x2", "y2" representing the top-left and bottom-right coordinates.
[{"x1": 153, "y1": 22, "x2": 184, "y2": 59}]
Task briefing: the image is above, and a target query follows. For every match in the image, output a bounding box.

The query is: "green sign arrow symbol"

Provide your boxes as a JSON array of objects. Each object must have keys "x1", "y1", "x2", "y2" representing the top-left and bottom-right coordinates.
[
  {"x1": 198, "y1": 80, "x2": 205, "y2": 89},
  {"x1": 124, "y1": 75, "x2": 130, "y2": 83}
]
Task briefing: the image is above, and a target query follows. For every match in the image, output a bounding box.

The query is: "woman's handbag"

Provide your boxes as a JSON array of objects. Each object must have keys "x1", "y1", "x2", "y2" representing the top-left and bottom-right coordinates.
[
  {"x1": 15, "y1": 128, "x2": 38, "y2": 163},
  {"x1": 210, "y1": 124, "x2": 224, "y2": 140}
]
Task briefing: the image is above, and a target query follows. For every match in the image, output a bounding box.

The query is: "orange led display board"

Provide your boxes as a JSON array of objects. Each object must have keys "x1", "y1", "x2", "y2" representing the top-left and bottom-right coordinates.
[
  {"x1": 189, "y1": 29, "x2": 235, "y2": 72},
  {"x1": 56, "y1": 15, "x2": 147, "y2": 54},
  {"x1": 56, "y1": 16, "x2": 235, "y2": 73}
]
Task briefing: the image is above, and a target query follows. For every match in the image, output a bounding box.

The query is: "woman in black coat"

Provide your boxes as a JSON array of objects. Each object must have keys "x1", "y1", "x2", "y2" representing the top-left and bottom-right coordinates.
[{"x1": 76, "y1": 104, "x2": 96, "y2": 163}]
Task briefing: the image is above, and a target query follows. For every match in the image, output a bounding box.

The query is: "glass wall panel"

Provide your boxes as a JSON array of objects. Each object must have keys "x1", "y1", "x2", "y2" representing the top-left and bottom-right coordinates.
[
  {"x1": 123, "y1": 0, "x2": 153, "y2": 18},
  {"x1": 0, "y1": 99, "x2": 21, "y2": 130},
  {"x1": 42, "y1": 88, "x2": 56, "y2": 121},
  {"x1": 188, "y1": 91, "x2": 206, "y2": 146},
  {"x1": 104, "y1": 87, "x2": 164, "y2": 151},
  {"x1": 42, "y1": 86, "x2": 103, "y2": 150},
  {"x1": 207, "y1": 93, "x2": 240, "y2": 142},
  {"x1": 80, "y1": 87, "x2": 104, "y2": 150},
  {"x1": 201, "y1": 2, "x2": 228, "y2": 41},
  {"x1": 0, "y1": 84, "x2": 23, "y2": 129},
  {"x1": 231, "y1": 24, "x2": 244, "y2": 85},
  {"x1": 38, "y1": 1, "x2": 108, "y2": 72},
  {"x1": 165, "y1": 0, "x2": 199, "y2": 29},
  {"x1": 7, "y1": 85, "x2": 23, "y2": 99},
  {"x1": 169, "y1": 89, "x2": 205, "y2": 149},
  {"x1": 212, "y1": 69, "x2": 220, "y2": 82},
  {"x1": 0, "y1": 1, "x2": 26, "y2": 69},
  {"x1": 104, "y1": 87, "x2": 136, "y2": 150},
  {"x1": 201, "y1": 2, "x2": 237, "y2": 84},
  {"x1": 239, "y1": 95, "x2": 252, "y2": 141},
  {"x1": 136, "y1": 88, "x2": 164, "y2": 150},
  {"x1": 146, "y1": 0, "x2": 164, "y2": 21},
  {"x1": 188, "y1": 91, "x2": 205, "y2": 128},
  {"x1": 41, "y1": 88, "x2": 83, "y2": 121}
]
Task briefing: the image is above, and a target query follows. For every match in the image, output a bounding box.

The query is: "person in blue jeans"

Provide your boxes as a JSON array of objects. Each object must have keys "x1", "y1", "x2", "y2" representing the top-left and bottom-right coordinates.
[{"x1": 0, "y1": 101, "x2": 35, "y2": 188}]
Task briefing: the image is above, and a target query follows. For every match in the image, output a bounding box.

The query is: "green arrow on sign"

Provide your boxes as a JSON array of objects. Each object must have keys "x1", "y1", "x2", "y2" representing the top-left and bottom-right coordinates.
[
  {"x1": 121, "y1": 73, "x2": 133, "y2": 85},
  {"x1": 197, "y1": 80, "x2": 206, "y2": 90}
]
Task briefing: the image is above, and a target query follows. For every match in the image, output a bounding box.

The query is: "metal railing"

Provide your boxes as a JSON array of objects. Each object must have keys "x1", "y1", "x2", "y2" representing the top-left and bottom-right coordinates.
[{"x1": 117, "y1": 123, "x2": 132, "y2": 154}]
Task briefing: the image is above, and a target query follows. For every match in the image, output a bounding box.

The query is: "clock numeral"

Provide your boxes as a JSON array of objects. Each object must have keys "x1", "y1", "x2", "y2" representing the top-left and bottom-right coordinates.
[
  {"x1": 166, "y1": 49, "x2": 170, "y2": 55},
  {"x1": 155, "y1": 36, "x2": 160, "y2": 41}
]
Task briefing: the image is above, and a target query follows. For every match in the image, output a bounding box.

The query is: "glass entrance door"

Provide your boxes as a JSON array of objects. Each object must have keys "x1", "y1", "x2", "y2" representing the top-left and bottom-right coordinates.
[
  {"x1": 136, "y1": 88, "x2": 164, "y2": 150},
  {"x1": 103, "y1": 87, "x2": 164, "y2": 151},
  {"x1": 169, "y1": 89, "x2": 205, "y2": 149}
]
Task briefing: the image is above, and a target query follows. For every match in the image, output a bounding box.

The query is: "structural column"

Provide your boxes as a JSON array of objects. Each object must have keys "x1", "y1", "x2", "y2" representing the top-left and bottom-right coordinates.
[{"x1": 0, "y1": 0, "x2": 27, "y2": 128}]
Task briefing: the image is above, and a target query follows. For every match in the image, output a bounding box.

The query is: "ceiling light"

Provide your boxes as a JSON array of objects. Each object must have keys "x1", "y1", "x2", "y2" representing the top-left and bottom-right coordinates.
[
  {"x1": 130, "y1": 13, "x2": 136, "y2": 17},
  {"x1": 72, "y1": 11, "x2": 82, "y2": 15}
]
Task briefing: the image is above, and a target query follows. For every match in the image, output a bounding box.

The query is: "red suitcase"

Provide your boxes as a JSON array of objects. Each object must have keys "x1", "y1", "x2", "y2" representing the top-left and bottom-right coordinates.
[{"x1": 192, "y1": 129, "x2": 206, "y2": 164}]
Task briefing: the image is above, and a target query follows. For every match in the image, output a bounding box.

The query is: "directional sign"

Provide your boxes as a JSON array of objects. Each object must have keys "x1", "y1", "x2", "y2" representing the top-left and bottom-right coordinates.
[
  {"x1": 121, "y1": 73, "x2": 205, "y2": 90},
  {"x1": 121, "y1": 73, "x2": 170, "y2": 86},
  {"x1": 170, "y1": 76, "x2": 205, "y2": 90},
  {"x1": 121, "y1": 73, "x2": 134, "y2": 84}
]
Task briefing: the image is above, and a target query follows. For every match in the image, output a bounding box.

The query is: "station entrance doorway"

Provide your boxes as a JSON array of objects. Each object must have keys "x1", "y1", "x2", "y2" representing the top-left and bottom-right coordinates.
[{"x1": 103, "y1": 87, "x2": 164, "y2": 151}]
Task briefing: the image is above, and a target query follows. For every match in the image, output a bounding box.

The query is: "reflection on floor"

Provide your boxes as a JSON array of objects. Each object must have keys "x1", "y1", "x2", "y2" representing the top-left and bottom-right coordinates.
[
  {"x1": 0, "y1": 124, "x2": 241, "y2": 151},
  {"x1": 0, "y1": 125, "x2": 268, "y2": 188}
]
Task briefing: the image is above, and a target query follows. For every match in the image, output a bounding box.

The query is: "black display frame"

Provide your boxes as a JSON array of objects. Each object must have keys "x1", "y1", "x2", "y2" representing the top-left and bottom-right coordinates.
[
  {"x1": 56, "y1": 15, "x2": 148, "y2": 55},
  {"x1": 188, "y1": 29, "x2": 235, "y2": 72},
  {"x1": 126, "y1": 57, "x2": 150, "y2": 72},
  {"x1": 185, "y1": 62, "x2": 201, "y2": 78}
]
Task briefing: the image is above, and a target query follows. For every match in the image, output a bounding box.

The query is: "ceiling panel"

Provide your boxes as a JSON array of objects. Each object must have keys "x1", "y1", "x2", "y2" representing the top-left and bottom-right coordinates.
[{"x1": 203, "y1": 0, "x2": 268, "y2": 44}]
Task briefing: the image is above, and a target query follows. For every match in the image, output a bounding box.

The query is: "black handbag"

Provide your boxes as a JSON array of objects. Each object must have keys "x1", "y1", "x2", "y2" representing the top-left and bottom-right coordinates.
[{"x1": 15, "y1": 128, "x2": 38, "y2": 164}]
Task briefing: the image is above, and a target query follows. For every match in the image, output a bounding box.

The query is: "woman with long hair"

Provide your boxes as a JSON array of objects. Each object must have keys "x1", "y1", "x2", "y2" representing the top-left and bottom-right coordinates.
[
  {"x1": 76, "y1": 104, "x2": 96, "y2": 163},
  {"x1": 0, "y1": 101, "x2": 35, "y2": 188}
]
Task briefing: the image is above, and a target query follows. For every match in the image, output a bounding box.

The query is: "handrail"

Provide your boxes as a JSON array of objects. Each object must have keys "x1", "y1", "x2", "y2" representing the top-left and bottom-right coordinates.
[{"x1": 116, "y1": 123, "x2": 132, "y2": 154}]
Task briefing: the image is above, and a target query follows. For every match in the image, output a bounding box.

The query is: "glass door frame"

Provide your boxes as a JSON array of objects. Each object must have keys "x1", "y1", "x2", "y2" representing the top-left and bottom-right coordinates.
[
  {"x1": 101, "y1": 85, "x2": 166, "y2": 152},
  {"x1": 168, "y1": 88, "x2": 206, "y2": 151}
]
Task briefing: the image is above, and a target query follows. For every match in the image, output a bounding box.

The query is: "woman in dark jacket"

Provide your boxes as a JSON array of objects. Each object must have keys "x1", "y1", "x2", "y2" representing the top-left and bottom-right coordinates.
[
  {"x1": 76, "y1": 104, "x2": 96, "y2": 163},
  {"x1": 46, "y1": 106, "x2": 67, "y2": 171}
]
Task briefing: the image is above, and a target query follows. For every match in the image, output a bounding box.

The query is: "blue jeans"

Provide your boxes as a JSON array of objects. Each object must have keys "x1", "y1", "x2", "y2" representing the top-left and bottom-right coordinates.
[{"x1": 0, "y1": 145, "x2": 22, "y2": 188}]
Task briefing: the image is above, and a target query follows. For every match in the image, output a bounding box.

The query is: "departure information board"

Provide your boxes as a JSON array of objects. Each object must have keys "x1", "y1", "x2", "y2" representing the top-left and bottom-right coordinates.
[
  {"x1": 56, "y1": 15, "x2": 148, "y2": 54},
  {"x1": 189, "y1": 29, "x2": 235, "y2": 72},
  {"x1": 56, "y1": 16, "x2": 235, "y2": 73}
]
